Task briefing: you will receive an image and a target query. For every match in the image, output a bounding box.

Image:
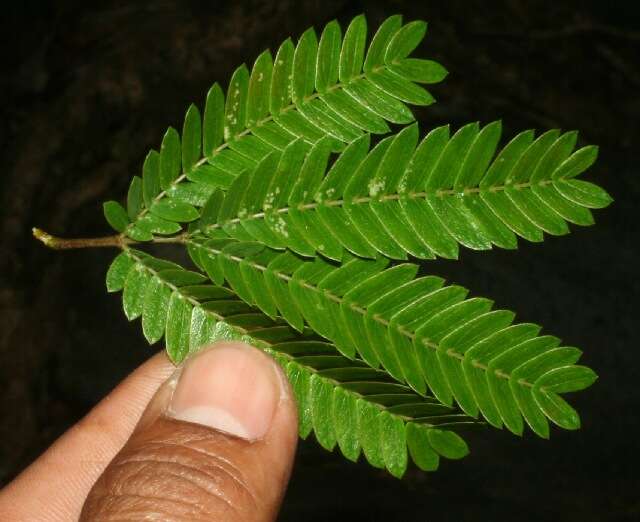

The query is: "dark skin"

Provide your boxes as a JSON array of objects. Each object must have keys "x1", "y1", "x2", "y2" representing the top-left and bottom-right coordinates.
[{"x1": 0, "y1": 342, "x2": 298, "y2": 521}]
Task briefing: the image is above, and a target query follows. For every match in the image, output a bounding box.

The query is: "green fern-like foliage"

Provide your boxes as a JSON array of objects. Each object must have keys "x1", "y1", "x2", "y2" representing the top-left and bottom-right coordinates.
[
  {"x1": 183, "y1": 122, "x2": 607, "y2": 261},
  {"x1": 106, "y1": 248, "x2": 474, "y2": 478},
  {"x1": 103, "y1": 14, "x2": 447, "y2": 241},
  {"x1": 183, "y1": 237, "x2": 598, "y2": 438},
  {"x1": 77, "y1": 15, "x2": 611, "y2": 478}
]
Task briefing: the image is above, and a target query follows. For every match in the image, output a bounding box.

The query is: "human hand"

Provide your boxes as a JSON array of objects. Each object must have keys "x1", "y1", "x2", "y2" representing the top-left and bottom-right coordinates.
[{"x1": 0, "y1": 342, "x2": 298, "y2": 521}]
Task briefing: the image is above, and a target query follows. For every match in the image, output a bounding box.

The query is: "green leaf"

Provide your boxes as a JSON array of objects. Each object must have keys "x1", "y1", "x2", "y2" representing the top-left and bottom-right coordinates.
[
  {"x1": 426, "y1": 122, "x2": 479, "y2": 190},
  {"x1": 384, "y1": 20, "x2": 427, "y2": 63},
  {"x1": 380, "y1": 410, "x2": 408, "y2": 478},
  {"x1": 165, "y1": 293, "x2": 193, "y2": 363},
  {"x1": 150, "y1": 199, "x2": 199, "y2": 222},
  {"x1": 310, "y1": 374, "x2": 337, "y2": 450},
  {"x1": 203, "y1": 83, "x2": 225, "y2": 158},
  {"x1": 189, "y1": 306, "x2": 219, "y2": 354},
  {"x1": 511, "y1": 378, "x2": 550, "y2": 439},
  {"x1": 137, "y1": 213, "x2": 181, "y2": 235},
  {"x1": 125, "y1": 224, "x2": 153, "y2": 242},
  {"x1": 321, "y1": 89, "x2": 389, "y2": 134},
  {"x1": 481, "y1": 191, "x2": 543, "y2": 243},
  {"x1": 357, "y1": 399, "x2": 385, "y2": 468},
  {"x1": 197, "y1": 239, "x2": 228, "y2": 285},
  {"x1": 364, "y1": 15, "x2": 402, "y2": 73},
  {"x1": 552, "y1": 145, "x2": 599, "y2": 180},
  {"x1": 512, "y1": 347, "x2": 583, "y2": 383},
  {"x1": 142, "y1": 276, "x2": 172, "y2": 344},
  {"x1": 345, "y1": 79, "x2": 414, "y2": 124},
  {"x1": 388, "y1": 58, "x2": 448, "y2": 83},
  {"x1": 368, "y1": 69, "x2": 434, "y2": 106},
  {"x1": 372, "y1": 123, "x2": 418, "y2": 194},
  {"x1": 286, "y1": 361, "x2": 313, "y2": 438},
  {"x1": 554, "y1": 179, "x2": 612, "y2": 209},
  {"x1": 505, "y1": 186, "x2": 569, "y2": 236},
  {"x1": 270, "y1": 38, "x2": 295, "y2": 115},
  {"x1": 106, "y1": 252, "x2": 134, "y2": 292},
  {"x1": 332, "y1": 387, "x2": 360, "y2": 462},
  {"x1": 122, "y1": 265, "x2": 149, "y2": 320},
  {"x1": 126, "y1": 176, "x2": 143, "y2": 220},
  {"x1": 182, "y1": 104, "x2": 201, "y2": 173},
  {"x1": 400, "y1": 124, "x2": 448, "y2": 192},
  {"x1": 339, "y1": 15, "x2": 367, "y2": 82},
  {"x1": 289, "y1": 138, "x2": 333, "y2": 205},
  {"x1": 181, "y1": 285, "x2": 234, "y2": 301},
  {"x1": 187, "y1": 163, "x2": 235, "y2": 188},
  {"x1": 251, "y1": 121, "x2": 295, "y2": 150},
  {"x1": 142, "y1": 150, "x2": 161, "y2": 208},
  {"x1": 487, "y1": 373, "x2": 524, "y2": 435},
  {"x1": 455, "y1": 120, "x2": 502, "y2": 190},
  {"x1": 537, "y1": 365, "x2": 598, "y2": 393},
  {"x1": 427, "y1": 429, "x2": 469, "y2": 459},
  {"x1": 480, "y1": 130, "x2": 534, "y2": 187},
  {"x1": 103, "y1": 201, "x2": 130, "y2": 232},
  {"x1": 200, "y1": 188, "x2": 225, "y2": 229},
  {"x1": 225, "y1": 65, "x2": 249, "y2": 140},
  {"x1": 159, "y1": 127, "x2": 181, "y2": 190},
  {"x1": 316, "y1": 20, "x2": 341, "y2": 93},
  {"x1": 157, "y1": 269, "x2": 207, "y2": 287},
  {"x1": 532, "y1": 388, "x2": 581, "y2": 430},
  {"x1": 274, "y1": 110, "x2": 326, "y2": 144},
  {"x1": 292, "y1": 28, "x2": 318, "y2": 104},
  {"x1": 533, "y1": 183, "x2": 594, "y2": 226},
  {"x1": 167, "y1": 181, "x2": 215, "y2": 207},
  {"x1": 507, "y1": 129, "x2": 560, "y2": 184},
  {"x1": 296, "y1": 98, "x2": 361, "y2": 142},
  {"x1": 406, "y1": 423, "x2": 439, "y2": 471},
  {"x1": 530, "y1": 131, "x2": 577, "y2": 184},
  {"x1": 247, "y1": 50, "x2": 273, "y2": 127}
]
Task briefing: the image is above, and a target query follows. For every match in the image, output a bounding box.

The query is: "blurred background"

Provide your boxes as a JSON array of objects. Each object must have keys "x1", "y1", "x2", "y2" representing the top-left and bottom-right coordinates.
[{"x1": 1, "y1": 0, "x2": 638, "y2": 520}]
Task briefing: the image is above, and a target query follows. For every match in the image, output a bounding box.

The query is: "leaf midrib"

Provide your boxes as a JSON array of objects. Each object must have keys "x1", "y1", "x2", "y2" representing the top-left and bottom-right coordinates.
[{"x1": 205, "y1": 179, "x2": 556, "y2": 233}]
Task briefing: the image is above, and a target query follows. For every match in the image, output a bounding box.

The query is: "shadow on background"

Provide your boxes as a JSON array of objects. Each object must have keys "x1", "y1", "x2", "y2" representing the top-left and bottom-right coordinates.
[{"x1": 1, "y1": 1, "x2": 638, "y2": 520}]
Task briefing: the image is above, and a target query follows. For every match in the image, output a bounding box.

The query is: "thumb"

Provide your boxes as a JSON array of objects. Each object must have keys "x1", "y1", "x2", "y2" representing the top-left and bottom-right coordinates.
[{"x1": 80, "y1": 341, "x2": 298, "y2": 522}]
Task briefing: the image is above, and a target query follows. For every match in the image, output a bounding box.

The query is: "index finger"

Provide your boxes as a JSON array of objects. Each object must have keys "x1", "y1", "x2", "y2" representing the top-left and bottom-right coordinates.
[{"x1": 0, "y1": 351, "x2": 174, "y2": 521}]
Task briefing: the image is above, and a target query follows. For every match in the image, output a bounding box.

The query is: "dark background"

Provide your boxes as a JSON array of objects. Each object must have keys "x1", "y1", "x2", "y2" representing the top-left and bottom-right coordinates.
[{"x1": 1, "y1": 0, "x2": 638, "y2": 520}]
